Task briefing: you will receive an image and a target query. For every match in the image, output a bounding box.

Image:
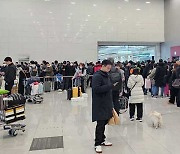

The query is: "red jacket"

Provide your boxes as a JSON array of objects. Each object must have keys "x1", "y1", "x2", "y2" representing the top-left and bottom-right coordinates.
[{"x1": 94, "y1": 64, "x2": 102, "y2": 73}]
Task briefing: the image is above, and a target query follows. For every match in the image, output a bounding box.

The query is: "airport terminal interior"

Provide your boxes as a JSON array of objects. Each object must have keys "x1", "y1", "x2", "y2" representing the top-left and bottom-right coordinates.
[{"x1": 0, "y1": 0, "x2": 180, "y2": 154}]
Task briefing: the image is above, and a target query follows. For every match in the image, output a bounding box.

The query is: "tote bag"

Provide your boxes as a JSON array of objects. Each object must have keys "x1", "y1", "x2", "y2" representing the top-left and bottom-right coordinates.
[{"x1": 145, "y1": 78, "x2": 151, "y2": 89}]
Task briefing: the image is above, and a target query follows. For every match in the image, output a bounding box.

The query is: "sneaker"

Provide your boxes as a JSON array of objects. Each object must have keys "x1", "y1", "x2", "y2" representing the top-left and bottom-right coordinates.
[
  {"x1": 136, "y1": 118, "x2": 143, "y2": 122},
  {"x1": 95, "y1": 146, "x2": 102, "y2": 153},
  {"x1": 101, "y1": 141, "x2": 112, "y2": 146},
  {"x1": 130, "y1": 117, "x2": 135, "y2": 121}
]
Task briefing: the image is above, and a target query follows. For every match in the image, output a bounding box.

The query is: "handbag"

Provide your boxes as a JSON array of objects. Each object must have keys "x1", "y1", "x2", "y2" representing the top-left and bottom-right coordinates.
[
  {"x1": 108, "y1": 108, "x2": 120, "y2": 125},
  {"x1": 172, "y1": 79, "x2": 180, "y2": 89}
]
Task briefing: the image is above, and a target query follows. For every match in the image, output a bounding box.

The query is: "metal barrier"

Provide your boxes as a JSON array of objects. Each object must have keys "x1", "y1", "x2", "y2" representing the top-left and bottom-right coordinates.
[{"x1": 24, "y1": 74, "x2": 93, "y2": 94}]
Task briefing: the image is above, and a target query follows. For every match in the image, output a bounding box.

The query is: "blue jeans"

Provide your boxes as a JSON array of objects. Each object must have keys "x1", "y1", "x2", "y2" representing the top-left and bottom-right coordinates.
[
  {"x1": 154, "y1": 86, "x2": 165, "y2": 96},
  {"x1": 151, "y1": 85, "x2": 156, "y2": 96}
]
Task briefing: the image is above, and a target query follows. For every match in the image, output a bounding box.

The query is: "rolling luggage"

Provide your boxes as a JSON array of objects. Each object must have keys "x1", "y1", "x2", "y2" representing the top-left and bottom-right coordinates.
[
  {"x1": 67, "y1": 89, "x2": 72, "y2": 100},
  {"x1": 72, "y1": 87, "x2": 82, "y2": 98},
  {"x1": 44, "y1": 81, "x2": 51, "y2": 92},
  {"x1": 72, "y1": 87, "x2": 78, "y2": 98}
]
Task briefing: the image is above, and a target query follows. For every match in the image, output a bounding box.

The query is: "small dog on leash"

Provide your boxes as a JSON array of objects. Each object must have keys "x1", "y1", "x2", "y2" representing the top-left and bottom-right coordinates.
[{"x1": 149, "y1": 111, "x2": 163, "y2": 129}]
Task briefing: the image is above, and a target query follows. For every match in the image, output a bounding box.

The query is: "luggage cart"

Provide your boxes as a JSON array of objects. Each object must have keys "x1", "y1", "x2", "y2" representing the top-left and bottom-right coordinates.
[{"x1": 0, "y1": 97, "x2": 26, "y2": 136}]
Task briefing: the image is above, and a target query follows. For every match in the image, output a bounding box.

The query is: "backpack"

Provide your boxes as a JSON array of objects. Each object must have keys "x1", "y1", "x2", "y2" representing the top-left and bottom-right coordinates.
[
  {"x1": 110, "y1": 68, "x2": 122, "y2": 91},
  {"x1": 110, "y1": 68, "x2": 121, "y2": 83}
]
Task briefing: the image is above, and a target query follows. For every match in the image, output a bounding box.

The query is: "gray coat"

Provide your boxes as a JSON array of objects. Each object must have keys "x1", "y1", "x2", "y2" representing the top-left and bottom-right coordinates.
[{"x1": 92, "y1": 70, "x2": 113, "y2": 122}]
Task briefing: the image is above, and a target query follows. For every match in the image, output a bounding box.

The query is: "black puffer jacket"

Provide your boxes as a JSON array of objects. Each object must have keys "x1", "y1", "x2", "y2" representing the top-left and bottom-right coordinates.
[
  {"x1": 92, "y1": 70, "x2": 113, "y2": 122},
  {"x1": 154, "y1": 62, "x2": 167, "y2": 87}
]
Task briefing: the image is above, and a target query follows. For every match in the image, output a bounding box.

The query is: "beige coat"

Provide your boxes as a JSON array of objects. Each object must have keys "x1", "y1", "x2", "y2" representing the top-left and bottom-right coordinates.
[{"x1": 127, "y1": 74, "x2": 144, "y2": 104}]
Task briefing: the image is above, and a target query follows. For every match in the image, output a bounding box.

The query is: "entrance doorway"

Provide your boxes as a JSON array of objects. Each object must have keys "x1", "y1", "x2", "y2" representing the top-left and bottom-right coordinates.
[{"x1": 98, "y1": 45, "x2": 156, "y2": 62}]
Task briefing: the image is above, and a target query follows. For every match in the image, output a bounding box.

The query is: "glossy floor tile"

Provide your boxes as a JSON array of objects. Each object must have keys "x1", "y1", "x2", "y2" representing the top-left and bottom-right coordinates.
[{"x1": 0, "y1": 89, "x2": 180, "y2": 154}]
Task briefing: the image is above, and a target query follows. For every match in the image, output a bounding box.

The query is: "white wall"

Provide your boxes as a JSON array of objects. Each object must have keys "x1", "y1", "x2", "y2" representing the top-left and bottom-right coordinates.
[
  {"x1": 161, "y1": 0, "x2": 180, "y2": 60},
  {"x1": 0, "y1": 0, "x2": 164, "y2": 63}
]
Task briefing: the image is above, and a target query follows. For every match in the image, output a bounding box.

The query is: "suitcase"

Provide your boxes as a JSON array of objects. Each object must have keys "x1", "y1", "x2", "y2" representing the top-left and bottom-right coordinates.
[
  {"x1": 44, "y1": 81, "x2": 51, "y2": 92},
  {"x1": 164, "y1": 84, "x2": 169, "y2": 96},
  {"x1": 67, "y1": 89, "x2": 72, "y2": 100},
  {"x1": 72, "y1": 87, "x2": 78, "y2": 98}
]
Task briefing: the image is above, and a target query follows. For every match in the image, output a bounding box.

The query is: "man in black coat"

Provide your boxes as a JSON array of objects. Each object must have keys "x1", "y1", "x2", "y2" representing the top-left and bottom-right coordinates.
[
  {"x1": 92, "y1": 60, "x2": 118, "y2": 153},
  {"x1": 154, "y1": 59, "x2": 167, "y2": 97},
  {"x1": 4, "y1": 57, "x2": 16, "y2": 95}
]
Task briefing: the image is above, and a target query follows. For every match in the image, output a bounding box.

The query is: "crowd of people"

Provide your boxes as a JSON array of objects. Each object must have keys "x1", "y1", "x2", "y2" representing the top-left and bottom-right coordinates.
[
  {"x1": 0, "y1": 56, "x2": 180, "y2": 153},
  {"x1": 0, "y1": 57, "x2": 180, "y2": 104}
]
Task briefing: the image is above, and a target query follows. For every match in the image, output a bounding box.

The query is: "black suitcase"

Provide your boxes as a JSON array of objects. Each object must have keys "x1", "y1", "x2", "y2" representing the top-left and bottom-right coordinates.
[{"x1": 67, "y1": 89, "x2": 72, "y2": 100}]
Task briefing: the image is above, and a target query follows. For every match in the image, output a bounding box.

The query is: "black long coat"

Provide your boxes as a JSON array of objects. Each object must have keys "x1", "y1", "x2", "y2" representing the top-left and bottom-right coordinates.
[
  {"x1": 154, "y1": 63, "x2": 167, "y2": 87},
  {"x1": 92, "y1": 70, "x2": 113, "y2": 122}
]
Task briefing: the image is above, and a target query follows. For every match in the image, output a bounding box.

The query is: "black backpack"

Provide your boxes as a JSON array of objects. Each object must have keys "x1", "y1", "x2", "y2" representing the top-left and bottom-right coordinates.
[{"x1": 110, "y1": 68, "x2": 122, "y2": 91}]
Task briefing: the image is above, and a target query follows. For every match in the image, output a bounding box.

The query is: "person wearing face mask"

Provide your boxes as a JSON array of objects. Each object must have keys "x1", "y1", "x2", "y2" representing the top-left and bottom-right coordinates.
[
  {"x1": 72, "y1": 63, "x2": 87, "y2": 93},
  {"x1": 3, "y1": 57, "x2": 16, "y2": 95}
]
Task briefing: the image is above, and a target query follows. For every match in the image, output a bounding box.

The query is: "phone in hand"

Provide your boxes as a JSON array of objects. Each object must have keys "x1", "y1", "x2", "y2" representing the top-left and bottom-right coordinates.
[{"x1": 113, "y1": 82, "x2": 119, "y2": 86}]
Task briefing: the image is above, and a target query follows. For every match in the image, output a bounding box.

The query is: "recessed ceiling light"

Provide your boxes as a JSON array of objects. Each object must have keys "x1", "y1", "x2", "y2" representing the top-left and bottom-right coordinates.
[
  {"x1": 85, "y1": 19, "x2": 89, "y2": 22},
  {"x1": 146, "y1": 2, "x2": 151, "y2": 4},
  {"x1": 88, "y1": 15, "x2": 91, "y2": 17},
  {"x1": 49, "y1": 11, "x2": 53, "y2": 14},
  {"x1": 71, "y1": 2, "x2": 76, "y2": 5},
  {"x1": 44, "y1": 0, "x2": 50, "y2": 1},
  {"x1": 136, "y1": 8, "x2": 141, "y2": 11},
  {"x1": 93, "y1": 4, "x2": 97, "y2": 7},
  {"x1": 124, "y1": 0, "x2": 129, "y2": 2}
]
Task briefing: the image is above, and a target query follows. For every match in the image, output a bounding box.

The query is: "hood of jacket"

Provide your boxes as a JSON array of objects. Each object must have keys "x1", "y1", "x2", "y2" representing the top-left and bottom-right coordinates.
[{"x1": 130, "y1": 74, "x2": 142, "y2": 83}]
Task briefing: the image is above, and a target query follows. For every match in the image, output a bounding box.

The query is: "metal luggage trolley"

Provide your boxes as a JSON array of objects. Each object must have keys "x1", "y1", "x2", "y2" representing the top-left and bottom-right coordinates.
[{"x1": 0, "y1": 96, "x2": 26, "y2": 136}]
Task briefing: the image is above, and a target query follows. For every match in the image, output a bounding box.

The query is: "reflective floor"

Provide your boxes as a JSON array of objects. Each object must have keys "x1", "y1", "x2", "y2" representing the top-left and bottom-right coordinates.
[{"x1": 0, "y1": 89, "x2": 180, "y2": 154}]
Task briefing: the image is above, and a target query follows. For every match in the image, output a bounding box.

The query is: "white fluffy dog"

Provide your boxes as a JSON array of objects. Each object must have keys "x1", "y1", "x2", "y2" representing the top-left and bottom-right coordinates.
[{"x1": 149, "y1": 111, "x2": 163, "y2": 129}]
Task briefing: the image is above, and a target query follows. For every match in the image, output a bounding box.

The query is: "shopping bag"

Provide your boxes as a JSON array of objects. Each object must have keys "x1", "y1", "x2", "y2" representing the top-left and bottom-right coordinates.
[
  {"x1": 145, "y1": 78, "x2": 151, "y2": 89},
  {"x1": 108, "y1": 109, "x2": 120, "y2": 125},
  {"x1": 108, "y1": 117, "x2": 115, "y2": 125}
]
